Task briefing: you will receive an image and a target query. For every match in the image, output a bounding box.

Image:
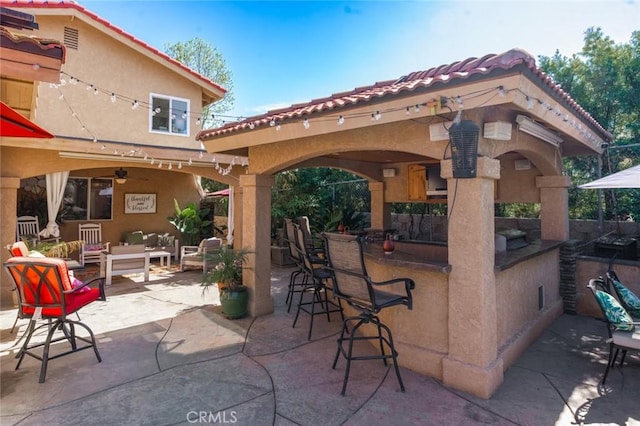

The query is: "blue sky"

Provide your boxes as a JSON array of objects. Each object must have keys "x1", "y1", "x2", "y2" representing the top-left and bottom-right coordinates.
[{"x1": 81, "y1": 1, "x2": 638, "y2": 121}]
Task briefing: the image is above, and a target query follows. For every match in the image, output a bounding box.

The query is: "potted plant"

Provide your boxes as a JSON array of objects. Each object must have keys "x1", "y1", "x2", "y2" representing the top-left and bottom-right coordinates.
[
  {"x1": 168, "y1": 199, "x2": 212, "y2": 246},
  {"x1": 201, "y1": 246, "x2": 251, "y2": 319}
]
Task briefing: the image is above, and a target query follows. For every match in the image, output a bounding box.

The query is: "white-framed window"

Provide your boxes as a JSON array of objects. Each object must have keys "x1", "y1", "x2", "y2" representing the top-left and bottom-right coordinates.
[
  {"x1": 149, "y1": 93, "x2": 190, "y2": 136},
  {"x1": 61, "y1": 177, "x2": 113, "y2": 221}
]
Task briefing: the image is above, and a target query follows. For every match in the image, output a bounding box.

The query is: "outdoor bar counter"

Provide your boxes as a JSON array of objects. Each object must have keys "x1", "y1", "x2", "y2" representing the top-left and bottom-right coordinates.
[
  {"x1": 363, "y1": 238, "x2": 564, "y2": 272},
  {"x1": 358, "y1": 238, "x2": 565, "y2": 385}
]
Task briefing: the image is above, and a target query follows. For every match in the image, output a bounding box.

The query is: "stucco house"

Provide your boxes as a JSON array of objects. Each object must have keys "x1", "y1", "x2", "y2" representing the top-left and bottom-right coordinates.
[
  {"x1": 196, "y1": 49, "x2": 622, "y2": 397},
  {"x1": 0, "y1": 1, "x2": 246, "y2": 304}
]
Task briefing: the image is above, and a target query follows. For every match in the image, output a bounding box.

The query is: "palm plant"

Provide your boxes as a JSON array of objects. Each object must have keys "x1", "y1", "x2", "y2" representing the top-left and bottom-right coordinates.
[{"x1": 201, "y1": 246, "x2": 250, "y2": 292}]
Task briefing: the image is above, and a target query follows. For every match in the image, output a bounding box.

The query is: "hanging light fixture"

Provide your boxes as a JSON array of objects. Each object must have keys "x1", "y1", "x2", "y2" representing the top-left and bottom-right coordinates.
[
  {"x1": 449, "y1": 120, "x2": 479, "y2": 178},
  {"x1": 114, "y1": 168, "x2": 128, "y2": 184}
]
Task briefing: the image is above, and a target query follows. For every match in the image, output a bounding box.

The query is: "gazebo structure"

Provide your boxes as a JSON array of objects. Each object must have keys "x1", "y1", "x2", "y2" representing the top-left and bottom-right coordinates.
[{"x1": 201, "y1": 49, "x2": 611, "y2": 398}]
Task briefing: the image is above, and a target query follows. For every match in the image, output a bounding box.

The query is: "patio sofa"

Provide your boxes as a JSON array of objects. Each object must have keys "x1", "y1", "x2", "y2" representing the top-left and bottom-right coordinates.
[
  {"x1": 121, "y1": 231, "x2": 180, "y2": 259},
  {"x1": 100, "y1": 244, "x2": 150, "y2": 286}
]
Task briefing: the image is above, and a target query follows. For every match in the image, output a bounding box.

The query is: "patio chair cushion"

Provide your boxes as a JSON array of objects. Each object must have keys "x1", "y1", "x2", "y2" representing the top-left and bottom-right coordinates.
[
  {"x1": 5, "y1": 256, "x2": 102, "y2": 317},
  {"x1": 611, "y1": 278, "x2": 640, "y2": 318},
  {"x1": 612, "y1": 328, "x2": 640, "y2": 350},
  {"x1": 595, "y1": 289, "x2": 635, "y2": 331}
]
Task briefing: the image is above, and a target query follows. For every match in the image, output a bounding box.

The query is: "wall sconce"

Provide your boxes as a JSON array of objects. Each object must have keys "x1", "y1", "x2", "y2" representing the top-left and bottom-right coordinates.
[
  {"x1": 515, "y1": 115, "x2": 562, "y2": 147},
  {"x1": 449, "y1": 120, "x2": 479, "y2": 178}
]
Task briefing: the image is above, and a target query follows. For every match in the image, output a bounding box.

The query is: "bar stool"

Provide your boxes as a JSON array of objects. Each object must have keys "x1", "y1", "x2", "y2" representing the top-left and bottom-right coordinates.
[
  {"x1": 322, "y1": 232, "x2": 414, "y2": 395},
  {"x1": 291, "y1": 224, "x2": 343, "y2": 340}
]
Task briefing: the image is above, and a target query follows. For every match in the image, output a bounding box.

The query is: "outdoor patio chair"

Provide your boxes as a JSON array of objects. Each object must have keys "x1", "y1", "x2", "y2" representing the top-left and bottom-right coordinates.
[
  {"x1": 605, "y1": 271, "x2": 640, "y2": 320},
  {"x1": 180, "y1": 237, "x2": 222, "y2": 272},
  {"x1": 587, "y1": 278, "x2": 640, "y2": 385},
  {"x1": 323, "y1": 232, "x2": 414, "y2": 395},
  {"x1": 16, "y1": 216, "x2": 59, "y2": 245},
  {"x1": 297, "y1": 216, "x2": 324, "y2": 256},
  {"x1": 4, "y1": 256, "x2": 106, "y2": 383},
  {"x1": 291, "y1": 223, "x2": 343, "y2": 340},
  {"x1": 79, "y1": 223, "x2": 110, "y2": 266},
  {"x1": 284, "y1": 218, "x2": 306, "y2": 313}
]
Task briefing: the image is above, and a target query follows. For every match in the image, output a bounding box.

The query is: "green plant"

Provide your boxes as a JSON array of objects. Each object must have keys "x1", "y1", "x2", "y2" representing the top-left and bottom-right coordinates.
[
  {"x1": 201, "y1": 246, "x2": 251, "y2": 292},
  {"x1": 168, "y1": 199, "x2": 212, "y2": 246},
  {"x1": 319, "y1": 206, "x2": 367, "y2": 233}
]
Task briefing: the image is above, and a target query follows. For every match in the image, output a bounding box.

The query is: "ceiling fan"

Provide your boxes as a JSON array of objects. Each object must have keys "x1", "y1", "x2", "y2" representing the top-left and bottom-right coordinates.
[{"x1": 102, "y1": 168, "x2": 148, "y2": 184}]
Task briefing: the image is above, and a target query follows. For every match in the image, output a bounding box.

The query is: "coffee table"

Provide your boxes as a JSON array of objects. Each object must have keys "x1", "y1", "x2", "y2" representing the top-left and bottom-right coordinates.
[{"x1": 147, "y1": 250, "x2": 171, "y2": 269}]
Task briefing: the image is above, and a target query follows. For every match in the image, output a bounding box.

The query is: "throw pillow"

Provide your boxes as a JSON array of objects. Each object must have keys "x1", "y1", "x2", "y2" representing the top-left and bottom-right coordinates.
[
  {"x1": 124, "y1": 231, "x2": 144, "y2": 245},
  {"x1": 158, "y1": 234, "x2": 175, "y2": 247},
  {"x1": 145, "y1": 233, "x2": 158, "y2": 247},
  {"x1": 612, "y1": 279, "x2": 640, "y2": 318},
  {"x1": 595, "y1": 290, "x2": 635, "y2": 331}
]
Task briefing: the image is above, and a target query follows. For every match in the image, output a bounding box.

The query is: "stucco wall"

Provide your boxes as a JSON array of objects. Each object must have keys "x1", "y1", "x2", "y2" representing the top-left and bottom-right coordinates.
[
  {"x1": 31, "y1": 16, "x2": 203, "y2": 149},
  {"x1": 364, "y1": 259, "x2": 450, "y2": 379},
  {"x1": 575, "y1": 257, "x2": 640, "y2": 318}
]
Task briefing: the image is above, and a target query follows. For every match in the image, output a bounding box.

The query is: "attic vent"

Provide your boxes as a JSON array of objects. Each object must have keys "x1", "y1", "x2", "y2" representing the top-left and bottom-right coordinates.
[{"x1": 64, "y1": 27, "x2": 79, "y2": 50}]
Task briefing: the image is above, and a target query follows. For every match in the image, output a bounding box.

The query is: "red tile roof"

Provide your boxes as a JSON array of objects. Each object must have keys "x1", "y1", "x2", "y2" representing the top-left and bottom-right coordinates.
[
  {"x1": 1, "y1": 25, "x2": 65, "y2": 61},
  {"x1": 0, "y1": 0, "x2": 226, "y2": 95},
  {"x1": 197, "y1": 48, "x2": 611, "y2": 142}
]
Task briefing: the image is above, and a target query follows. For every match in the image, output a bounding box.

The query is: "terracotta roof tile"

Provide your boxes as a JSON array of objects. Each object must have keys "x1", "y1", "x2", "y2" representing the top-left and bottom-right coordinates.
[
  {"x1": 197, "y1": 48, "x2": 611, "y2": 141},
  {"x1": 0, "y1": 25, "x2": 65, "y2": 61},
  {"x1": 0, "y1": 0, "x2": 226, "y2": 94}
]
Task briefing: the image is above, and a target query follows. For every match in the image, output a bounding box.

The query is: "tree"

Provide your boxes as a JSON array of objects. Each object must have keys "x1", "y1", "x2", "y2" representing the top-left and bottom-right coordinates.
[
  {"x1": 164, "y1": 37, "x2": 235, "y2": 129},
  {"x1": 539, "y1": 28, "x2": 640, "y2": 221}
]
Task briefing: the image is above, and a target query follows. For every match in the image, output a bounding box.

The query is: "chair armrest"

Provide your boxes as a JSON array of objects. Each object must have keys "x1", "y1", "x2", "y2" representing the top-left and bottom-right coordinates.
[
  {"x1": 181, "y1": 245, "x2": 199, "y2": 256},
  {"x1": 372, "y1": 277, "x2": 416, "y2": 291},
  {"x1": 63, "y1": 276, "x2": 107, "y2": 301}
]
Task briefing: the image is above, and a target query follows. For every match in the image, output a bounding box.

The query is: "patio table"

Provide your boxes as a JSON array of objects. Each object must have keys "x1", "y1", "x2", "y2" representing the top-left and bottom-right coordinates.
[{"x1": 147, "y1": 250, "x2": 171, "y2": 269}]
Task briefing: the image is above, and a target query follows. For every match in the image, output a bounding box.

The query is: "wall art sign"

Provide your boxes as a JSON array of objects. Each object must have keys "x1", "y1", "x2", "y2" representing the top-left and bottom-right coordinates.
[{"x1": 124, "y1": 193, "x2": 156, "y2": 214}]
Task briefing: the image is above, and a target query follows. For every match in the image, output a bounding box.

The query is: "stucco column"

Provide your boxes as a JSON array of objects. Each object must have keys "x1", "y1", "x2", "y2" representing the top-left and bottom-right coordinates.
[
  {"x1": 368, "y1": 181, "x2": 389, "y2": 230},
  {"x1": 1, "y1": 177, "x2": 20, "y2": 308},
  {"x1": 440, "y1": 157, "x2": 504, "y2": 398},
  {"x1": 536, "y1": 175, "x2": 570, "y2": 241},
  {"x1": 240, "y1": 173, "x2": 274, "y2": 317}
]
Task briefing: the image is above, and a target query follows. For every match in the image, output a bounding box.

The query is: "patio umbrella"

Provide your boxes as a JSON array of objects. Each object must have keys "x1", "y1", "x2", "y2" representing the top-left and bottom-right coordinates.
[
  {"x1": 579, "y1": 165, "x2": 640, "y2": 189},
  {"x1": 0, "y1": 101, "x2": 54, "y2": 138}
]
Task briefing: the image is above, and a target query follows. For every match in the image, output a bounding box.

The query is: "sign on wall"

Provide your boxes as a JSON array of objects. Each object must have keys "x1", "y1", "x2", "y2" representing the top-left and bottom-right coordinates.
[{"x1": 124, "y1": 193, "x2": 156, "y2": 214}]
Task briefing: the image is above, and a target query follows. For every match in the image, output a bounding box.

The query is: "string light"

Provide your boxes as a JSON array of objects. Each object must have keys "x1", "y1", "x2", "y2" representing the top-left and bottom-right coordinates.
[{"x1": 47, "y1": 76, "x2": 605, "y2": 171}]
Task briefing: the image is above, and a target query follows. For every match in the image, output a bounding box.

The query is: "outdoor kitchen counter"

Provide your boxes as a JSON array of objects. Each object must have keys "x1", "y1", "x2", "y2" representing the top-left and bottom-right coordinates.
[
  {"x1": 363, "y1": 241, "x2": 451, "y2": 274},
  {"x1": 363, "y1": 239, "x2": 564, "y2": 273},
  {"x1": 494, "y1": 239, "x2": 564, "y2": 271}
]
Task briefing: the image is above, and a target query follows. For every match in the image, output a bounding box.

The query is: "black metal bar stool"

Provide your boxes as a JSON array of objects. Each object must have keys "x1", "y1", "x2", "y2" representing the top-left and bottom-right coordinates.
[
  {"x1": 323, "y1": 232, "x2": 414, "y2": 396},
  {"x1": 291, "y1": 223, "x2": 343, "y2": 340}
]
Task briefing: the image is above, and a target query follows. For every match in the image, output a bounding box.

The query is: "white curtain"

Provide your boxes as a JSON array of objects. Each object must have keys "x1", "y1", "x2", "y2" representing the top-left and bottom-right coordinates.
[
  {"x1": 194, "y1": 175, "x2": 206, "y2": 198},
  {"x1": 227, "y1": 186, "x2": 234, "y2": 246},
  {"x1": 39, "y1": 171, "x2": 69, "y2": 238}
]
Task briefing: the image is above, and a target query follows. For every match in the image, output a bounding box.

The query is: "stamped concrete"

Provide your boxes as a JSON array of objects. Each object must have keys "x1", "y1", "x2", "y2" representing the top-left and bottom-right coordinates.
[{"x1": 1, "y1": 265, "x2": 638, "y2": 425}]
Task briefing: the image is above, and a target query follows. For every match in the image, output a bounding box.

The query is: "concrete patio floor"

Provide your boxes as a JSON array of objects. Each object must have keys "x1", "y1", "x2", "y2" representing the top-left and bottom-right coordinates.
[{"x1": 1, "y1": 264, "x2": 638, "y2": 425}]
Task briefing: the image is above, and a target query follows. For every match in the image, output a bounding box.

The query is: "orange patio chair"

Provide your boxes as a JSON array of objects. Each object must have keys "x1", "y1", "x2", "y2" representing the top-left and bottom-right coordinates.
[{"x1": 4, "y1": 256, "x2": 106, "y2": 383}]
